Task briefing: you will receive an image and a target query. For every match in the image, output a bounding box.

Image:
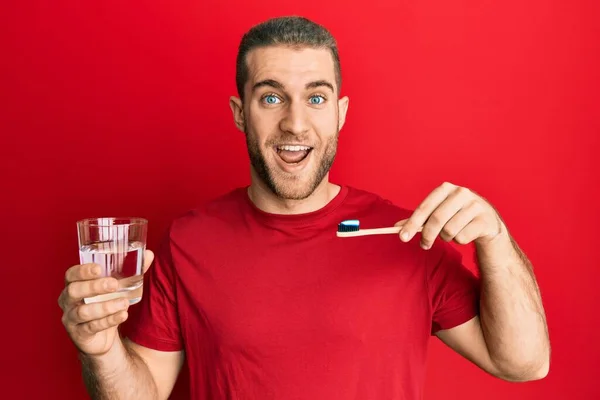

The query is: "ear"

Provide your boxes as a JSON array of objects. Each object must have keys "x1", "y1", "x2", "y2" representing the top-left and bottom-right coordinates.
[
  {"x1": 337, "y1": 96, "x2": 350, "y2": 131},
  {"x1": 229, "y1": 96, "x2": 245, "y2": 132}
]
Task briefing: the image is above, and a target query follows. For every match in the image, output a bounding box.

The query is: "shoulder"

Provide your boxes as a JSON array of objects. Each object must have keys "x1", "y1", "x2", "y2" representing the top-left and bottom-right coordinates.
[
  {"x1": 343, "y1": 185, "x2": 470, "y2": 273},
  {"x1": 166, "y1": 187, "x2": 248, "y2": 240},
  {"x1": 341, "y1": 185, "x2": 462, "y2": 257}
]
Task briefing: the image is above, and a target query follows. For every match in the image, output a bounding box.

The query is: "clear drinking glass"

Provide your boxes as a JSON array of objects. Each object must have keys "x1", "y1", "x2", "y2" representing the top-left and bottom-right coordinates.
[{"x1": 77, "y1": 217, "x2": 148, "y2": 305}]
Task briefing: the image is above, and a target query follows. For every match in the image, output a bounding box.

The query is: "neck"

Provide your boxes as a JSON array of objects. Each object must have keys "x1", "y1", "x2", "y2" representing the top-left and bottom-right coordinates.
[{"x1": 248, "y1": 172, "x2": 340, "y2": 215}]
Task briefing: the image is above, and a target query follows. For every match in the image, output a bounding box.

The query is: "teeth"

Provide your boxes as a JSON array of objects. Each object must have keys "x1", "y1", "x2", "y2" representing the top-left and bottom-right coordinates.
[{"x1": 278, "y1": 145, "x2": 311, "y2": 151}]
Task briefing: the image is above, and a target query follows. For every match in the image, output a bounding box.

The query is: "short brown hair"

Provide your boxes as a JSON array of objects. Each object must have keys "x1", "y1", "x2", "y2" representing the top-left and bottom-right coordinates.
[{"x1": 235, "y1": 16, "x2": 342, "y2": 101}]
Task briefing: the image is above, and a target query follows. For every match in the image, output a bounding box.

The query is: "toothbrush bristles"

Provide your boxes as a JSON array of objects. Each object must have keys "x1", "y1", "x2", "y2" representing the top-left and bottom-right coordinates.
[{"x1": 338, "y1": 220, "x2": 360, "y2": 232}]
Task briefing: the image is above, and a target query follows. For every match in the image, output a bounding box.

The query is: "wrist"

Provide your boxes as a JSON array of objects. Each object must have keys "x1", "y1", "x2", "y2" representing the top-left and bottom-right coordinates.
[
  {"x1": 475, "y1": 222, "x2": 515, "y2": 268},
  {"x1": 79, "y1": 337, "x2": 128, "y2": 374}
]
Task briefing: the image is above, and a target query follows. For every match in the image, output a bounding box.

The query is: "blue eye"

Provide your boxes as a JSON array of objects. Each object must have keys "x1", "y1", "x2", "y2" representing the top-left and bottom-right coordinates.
[
  {"x1": 264, "y1": 95, "x2": 280, "y2": 104},
  {"x1": 310, "y1": 95, "x2": 325, "y2": 105}
]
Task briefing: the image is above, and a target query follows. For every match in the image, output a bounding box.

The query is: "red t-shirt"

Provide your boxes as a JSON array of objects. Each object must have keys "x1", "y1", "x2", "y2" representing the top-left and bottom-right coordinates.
[{"x1": 122, "y1": 185, "x2": 479, "y2": 399}]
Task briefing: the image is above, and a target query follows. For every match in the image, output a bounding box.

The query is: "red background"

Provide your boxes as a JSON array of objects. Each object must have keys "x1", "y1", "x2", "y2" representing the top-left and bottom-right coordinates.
[{"x1": 2, "y1": 1, "x2": 599, "y2": 399}]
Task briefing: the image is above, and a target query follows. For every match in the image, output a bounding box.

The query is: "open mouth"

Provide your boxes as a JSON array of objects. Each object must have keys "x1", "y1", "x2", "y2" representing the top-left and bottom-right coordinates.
[{"x1": 275, "y1": 145, "x2": 313, "y2": 164}]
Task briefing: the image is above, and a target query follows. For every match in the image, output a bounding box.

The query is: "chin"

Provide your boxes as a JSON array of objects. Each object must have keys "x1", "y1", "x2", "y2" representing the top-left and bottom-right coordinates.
[
  {"x1": 268, "y1": 173, "x2": 322, "y2": 200},
  {"x1": 247, "y1": 135, "x2": 336, "y2": 201}
]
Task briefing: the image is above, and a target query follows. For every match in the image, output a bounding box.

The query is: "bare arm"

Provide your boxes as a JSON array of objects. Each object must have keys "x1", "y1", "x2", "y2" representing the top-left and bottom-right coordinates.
[
  {"x1": 59, "y1": 252, "x2": 184, "y2": 400},
  {"x1": 397, "y1": 182, "x2": 550, "y2": 381},
  {"x1": 80, "y1": 336, "x2": 184, "y2": 400},
  {"x1": 437, "y1": 227, "x2": 550, "y2": 381}
]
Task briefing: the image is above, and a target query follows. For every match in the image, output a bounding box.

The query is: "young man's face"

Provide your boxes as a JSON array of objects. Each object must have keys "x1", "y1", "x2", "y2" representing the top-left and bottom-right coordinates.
[{"x1": 231, "y1": 45, "x2": 349, "y2": 200}]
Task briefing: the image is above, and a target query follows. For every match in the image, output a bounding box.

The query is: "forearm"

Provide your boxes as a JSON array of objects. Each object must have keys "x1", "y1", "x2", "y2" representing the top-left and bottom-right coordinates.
[
  {"x1": 80, "y1": 337, "x2": 159, "y2": 400},
  {"x1": 476, "y1": 223, "x2": 550, "y2": 379}
]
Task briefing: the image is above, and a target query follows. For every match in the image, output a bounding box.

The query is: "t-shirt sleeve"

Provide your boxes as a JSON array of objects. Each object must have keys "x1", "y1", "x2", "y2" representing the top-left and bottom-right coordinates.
[
  {"x1": 120, "y1": 230, "x2": 183, "y2": 351},
  {"x1": 426, "y1": 239, "x2": 480, "y2": 334}
]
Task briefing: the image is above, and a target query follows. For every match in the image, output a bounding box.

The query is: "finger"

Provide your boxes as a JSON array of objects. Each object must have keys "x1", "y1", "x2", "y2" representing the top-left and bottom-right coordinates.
[
  {"x1": 67, "y1": 298, "x2": 130, "y2": 325},
  {"x1": 63, "y1": 277, "x2": 119, "y2": 305},
  {"x1": 142, "y1": 249, "x2": 154, "y2": 274},
  {"x1": 454, "y1": 217, "x2": 488, "y2": 245},
  {"x1": 79, "y1": 311, "x2": 129, "y2": 335},
  {"x1": 420, "y1": 191, "x2": 471, "y2": 249},
  {"x1": 439, "y1": 201, "x2": 481, "y2": 243},
  {"x1": 65, "y1": 263, "x2": 103, "y2": 284},
  {"x1": 400, "y1": 182, "x2": 457, "y2": 242}
]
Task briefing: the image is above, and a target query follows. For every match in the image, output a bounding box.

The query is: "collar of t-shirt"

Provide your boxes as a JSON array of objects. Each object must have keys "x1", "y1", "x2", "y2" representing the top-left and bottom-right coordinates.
[{"x1": 240, "y1": 185, "x2": 350, "y2": 232}]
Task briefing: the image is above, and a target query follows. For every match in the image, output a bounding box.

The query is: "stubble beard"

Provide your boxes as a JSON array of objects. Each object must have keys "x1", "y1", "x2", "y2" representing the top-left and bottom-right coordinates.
[{"x1": 245, "y1": 127, "x2": 338, "y2": 201}]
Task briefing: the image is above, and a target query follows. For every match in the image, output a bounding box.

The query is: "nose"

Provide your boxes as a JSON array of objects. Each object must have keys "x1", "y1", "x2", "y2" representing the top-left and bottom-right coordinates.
[{"x1": 279, "y1": 100, "x2": 310, "y2": 136}]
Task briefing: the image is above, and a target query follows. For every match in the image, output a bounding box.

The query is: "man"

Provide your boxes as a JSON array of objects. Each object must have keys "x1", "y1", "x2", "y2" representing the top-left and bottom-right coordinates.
[{"x1": 58, "y1": 16, "x2": 550, "y2": 400}]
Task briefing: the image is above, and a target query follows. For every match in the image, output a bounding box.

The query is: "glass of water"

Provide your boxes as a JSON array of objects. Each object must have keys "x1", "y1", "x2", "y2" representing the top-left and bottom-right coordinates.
[{"x1": 77, "y1": 217, "x2": 148, "y2": 305}]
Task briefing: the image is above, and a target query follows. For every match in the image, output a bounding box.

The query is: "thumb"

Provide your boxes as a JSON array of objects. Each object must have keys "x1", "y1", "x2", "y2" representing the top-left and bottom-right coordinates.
[
  {"x1": 394, "y1": 219, "x2": 409, "y2": 228},
  {"x1": 393, "y1": 218, "x2": 423, "y2": 242},
  {"x1": 143, "y1": 249, "x2": 155, "y2": 274}
]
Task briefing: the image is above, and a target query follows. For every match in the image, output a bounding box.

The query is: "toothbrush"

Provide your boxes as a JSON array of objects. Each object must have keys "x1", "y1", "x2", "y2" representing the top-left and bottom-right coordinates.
[{"x1": 336, "y1": 219, "x2": 422, "y2": 238}]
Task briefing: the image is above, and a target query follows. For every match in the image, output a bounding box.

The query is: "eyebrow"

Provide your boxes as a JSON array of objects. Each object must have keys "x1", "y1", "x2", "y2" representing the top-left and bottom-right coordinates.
[
  {"x1": 305, "y1": 80, "x2": 334, "y2": 92},
  {"x1": 253, "y1": 79, "x2": 284, "y2": 92},
  {"x1": 252, "y1": 79, "x2": 335, "y2": 93}
]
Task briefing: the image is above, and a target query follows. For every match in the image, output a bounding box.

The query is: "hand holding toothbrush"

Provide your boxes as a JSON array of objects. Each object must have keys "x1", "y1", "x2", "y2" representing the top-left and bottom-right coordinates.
[
  {"x1": 394, "y1": 182, "x2": 504, "y2": 250},
  {"x1": 338, "y1": 182, "x2": 505, "y2": 250}
]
